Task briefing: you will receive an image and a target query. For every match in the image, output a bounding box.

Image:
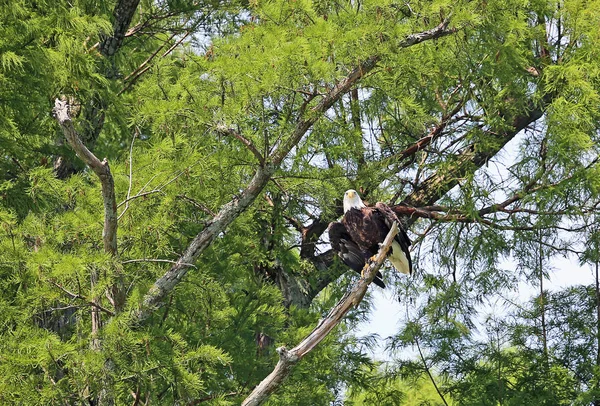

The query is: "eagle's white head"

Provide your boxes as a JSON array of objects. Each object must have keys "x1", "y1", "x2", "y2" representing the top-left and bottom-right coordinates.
[{"x1": 343, "y1": 189, "x2": 366, "y2": 213}]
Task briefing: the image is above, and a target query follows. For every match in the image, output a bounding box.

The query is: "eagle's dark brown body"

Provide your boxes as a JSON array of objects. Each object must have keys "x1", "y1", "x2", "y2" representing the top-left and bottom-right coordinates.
[
  {"x1": 328, "y1": 221, "x2": 386, "y2": 288},
  {"x1": 343, "y1": 206, "x2": 394, "y2": 256},
  {"x1": 329, "y1": 191, "x2": 412, "y2": 287}
]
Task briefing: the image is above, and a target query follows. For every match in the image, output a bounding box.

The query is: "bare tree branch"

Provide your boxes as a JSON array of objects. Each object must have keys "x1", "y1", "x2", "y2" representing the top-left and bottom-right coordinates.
[
  {"x1": 215, "y1": 125, "x2": 265, "y2": 166},
  {"x1": 54, "y1": 99, "x2": 118, "y2": 257},
  {"x1": 177, "y1": 194, "x2": 216, "y2": 216},
  {"x1": 130, "y1": 21, "x2": 458, "y2": 326},
  {"x1": 241, "y1": 223, "x2": 400, "y2": 406}
]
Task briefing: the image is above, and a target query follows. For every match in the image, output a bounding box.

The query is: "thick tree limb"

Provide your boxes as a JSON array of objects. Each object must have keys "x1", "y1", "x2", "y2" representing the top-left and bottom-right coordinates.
[
  {"x1": 100, "y1": 0, "x2": 141, "y2": 57},
  {"x1": 131, "y1": 22, "x2": 457, "y2": 325},
  {"x1": 241, "y1": 223, "x2": 399, "y2": 406}
]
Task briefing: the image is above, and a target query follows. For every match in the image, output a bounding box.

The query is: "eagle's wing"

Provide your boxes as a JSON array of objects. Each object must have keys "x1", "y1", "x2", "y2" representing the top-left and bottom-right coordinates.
[
  {"x1": 375, "y1": 202, "x2": 413, "y2": 275},
  {"x1": 328, "y1": 222, "x2": 386, "y2": 288}
]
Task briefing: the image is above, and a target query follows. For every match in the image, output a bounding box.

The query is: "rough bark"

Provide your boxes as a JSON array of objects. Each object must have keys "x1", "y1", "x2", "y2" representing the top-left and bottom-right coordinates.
[
  {"x1": 99, "y1": 0, "x2": 141, "y2": 57},
  {"x1": 241, "y1": 223, "x2": 399, "y2": 406}
]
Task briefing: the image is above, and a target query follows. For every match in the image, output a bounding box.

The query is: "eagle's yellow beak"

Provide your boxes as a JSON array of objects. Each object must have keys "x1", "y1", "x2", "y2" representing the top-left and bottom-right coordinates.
[{"x1": 347, "y1": 191, "x2": 355, "y2": 198}]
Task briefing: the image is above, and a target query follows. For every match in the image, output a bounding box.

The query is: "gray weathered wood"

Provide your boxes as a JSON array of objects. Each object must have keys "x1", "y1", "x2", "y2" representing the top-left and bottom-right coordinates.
[{"x1": 241, "y1": 223, "x2": 400, "y2": 406}]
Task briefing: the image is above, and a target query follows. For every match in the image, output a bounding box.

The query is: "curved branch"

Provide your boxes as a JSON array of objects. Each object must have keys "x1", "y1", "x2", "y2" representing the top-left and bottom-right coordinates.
[
  {"x1": 53, "y1": 99, "x2": 124, "y2": 316},
  {"x1": 241, "y1": 223, "x2": 399, "y2": 406},
  {"x1": 53, "y1": 99, "x2": 117, "y2": 256}
]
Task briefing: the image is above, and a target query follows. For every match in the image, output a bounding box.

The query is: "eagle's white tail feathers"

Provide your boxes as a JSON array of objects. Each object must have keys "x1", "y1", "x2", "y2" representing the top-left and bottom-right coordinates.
[{"x1": 389, "y1": 241, "x2": 411, "y2": 275}]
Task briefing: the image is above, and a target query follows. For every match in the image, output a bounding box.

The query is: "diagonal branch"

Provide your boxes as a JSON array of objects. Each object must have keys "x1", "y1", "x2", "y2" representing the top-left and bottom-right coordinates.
[
  {"x1": 131, "y1": 20, "x2": 458, "y2": 326},
  {"x1": 241, "y1": 223, "x2": 400, "y2": 406},
  {"x1": 215, "y1": 125, "x2": 265, "y2": 166}
]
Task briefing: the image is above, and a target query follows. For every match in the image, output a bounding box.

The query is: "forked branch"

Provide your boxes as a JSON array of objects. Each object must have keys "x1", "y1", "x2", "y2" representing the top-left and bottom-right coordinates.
[{"x1": 241, "y1": 223, "x2": 400, "y2": 406}]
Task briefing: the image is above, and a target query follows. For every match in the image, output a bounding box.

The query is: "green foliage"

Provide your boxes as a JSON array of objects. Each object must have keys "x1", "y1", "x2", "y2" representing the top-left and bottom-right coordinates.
[{"x1": 2, "y1": 0, "x2": 600, "y2": 404}]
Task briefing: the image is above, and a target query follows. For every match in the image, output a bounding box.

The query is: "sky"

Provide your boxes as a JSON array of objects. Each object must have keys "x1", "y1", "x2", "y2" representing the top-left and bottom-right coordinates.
[
  {"x1": 356, "y1": 126, "x2": 597, "y2": 361},
  {"x1": 358, "y1": 257, "x2": 596, "y2": 361}
]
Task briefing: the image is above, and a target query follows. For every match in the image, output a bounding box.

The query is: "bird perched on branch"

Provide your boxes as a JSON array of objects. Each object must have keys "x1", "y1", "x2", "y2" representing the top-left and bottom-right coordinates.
[{"x1": 328, "y1": 190, "x2": 412, "y2": 287}]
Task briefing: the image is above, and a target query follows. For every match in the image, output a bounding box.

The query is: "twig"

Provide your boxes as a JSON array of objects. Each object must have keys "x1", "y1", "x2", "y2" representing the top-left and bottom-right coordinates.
[
  {"x1": 118, "y1": 190, "x2": 164, "y2": 209},
  {"x1": 215, "y1": 125, "x2": 265, "y2": 166},
  {"x1": 123, "y1": 33, "x2": 177, "y2": 83},
  {"x1": 414, "y1": 335, "x2": 449, "y2": 406},
  {"x1": 117, "y1": 165, "x2": 193, "y2": 218},
  {"x1": 120, "y1": 130, "x2": 137, "y2": 219},
  {"x1": 48, "y1": 280, "x2": 115, "y2": 316},
  {"x1": 122, "y1": 258, "x2": 197, "y2": 268},
  {"x1": 190, "y1": 392, "x2": 239, "y2": 404},
  {"x1": 177, "y1": 195, "x2": 216, "y2": 216},
  {"x1": 241, "y1": 224, "x2": 399, "y2": 406}
]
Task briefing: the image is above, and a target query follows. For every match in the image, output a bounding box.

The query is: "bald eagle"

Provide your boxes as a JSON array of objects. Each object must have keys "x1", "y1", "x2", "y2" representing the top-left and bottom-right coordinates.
[{"x1": 328, "y1": 190, "x2": 412, "y2": 286}]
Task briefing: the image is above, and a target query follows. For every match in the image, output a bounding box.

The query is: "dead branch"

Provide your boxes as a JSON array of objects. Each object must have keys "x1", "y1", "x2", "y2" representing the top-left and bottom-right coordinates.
[
  {"x1": 241, "y1": 223, "x2": 399, "y2": 406},
  {"x1": 48, "y1": 280, "x2": 115, "y2": 317},
  {"x1": 53, "y1": 99, "x2": 118, "y2": 256},
  {"x1": 177, "y1": 195, "x2": 216, "y2": 216},
  {"x1": 131, "y1": 20, "x2": 457, "y2": 326},
  {"x1": 215, "y1": 125, "x2": 266, "y2": 166}
]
